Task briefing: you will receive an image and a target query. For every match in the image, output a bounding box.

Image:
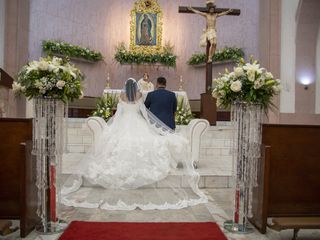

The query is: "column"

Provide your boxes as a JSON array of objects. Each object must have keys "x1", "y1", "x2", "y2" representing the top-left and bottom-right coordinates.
[{"x1": 280, "y1": 0, "x2": 299, "y2": 113}]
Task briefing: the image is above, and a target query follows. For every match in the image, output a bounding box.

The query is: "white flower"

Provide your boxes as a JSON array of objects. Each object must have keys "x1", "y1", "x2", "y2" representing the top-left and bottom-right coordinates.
[
  {"x1": 221, "y1": 76, "x2": 229, "y2": 82},
  {"x1": 26, "y1": 61, "x2": 39, "y2": 74},
  {"x1": 234, "y1": 67, "x2": 244, "y2": 77},
  {"x1": 64, "y1": 64, "x2": 77, "y2": 78},
  {"x1": 58, "y1": 66, "x2": 66, "y2": 72},
  {"x1": 272, "y1": 85, "x2": 281, "y2": 93},
  {"x1": 254, "y1": 77, "x2": 265, "y2": 89},
  {"x1": 243, "y1": 63, "x2": 263, "y2": 74},
  {"x1": 69, "y1": 70, "x2": 76, "y2": 79},
  {"x1": 265, "y1": 72, "x2": 273, "y2": 79},
  {"x1": 34, "y1": 80, "x2": 43, "y2": 89},
  {"x1": 212, "y1": 90, "x2": 219, "y2": 98},
  {"x1": 53, "y1": 67, "x2": 60, "y2": 73},
  {"x1": 230, "y1": 80, "x2": 242, "y2": 92},
  {"x1": 51, "y1": 56, "x2": 62, "y2": 66},
  {"x1": 48, "y1": 63, "x2": 59, "y2": 72},
  {"x1": 40, "y1": 77, "x2": 48, "y2": 83},
  {"x1": 56, "y1": 80, "x2": 66, "y2": 89},
  {"x1": 214, "y1": 79, "x2": 225, "y2": 88},
  {"x1": 79, "y1": 90, "x2": 84, "y2": 99},
  {"x1": 45, "y1": 82, "x2": 54, "y2": 90},
  {"x1": 216, "y1": 98, "x2": 223, "y2": 107},
  {"x1": 39, "y1": 87, "x2": 46, "y2": 94},
  {"x1": 38, "y1": 60, "x2": 49, "y2": 71},
  {"x1": 247, "y1": 69, "x2": 256, "y2": 82},
  {"x1": 219, "y1": 90, "x2": 226, "y2": 97},
  {"x1": 228, "y1": 72, "x2": 235, "y2": 79},
  {"x1": 12, "y1": 82, "x2": 22, "y2": 93}
]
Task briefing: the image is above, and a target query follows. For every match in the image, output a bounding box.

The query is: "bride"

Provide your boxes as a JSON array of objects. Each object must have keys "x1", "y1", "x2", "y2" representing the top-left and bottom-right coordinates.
[{"x1": 61, "y1": 78, "x2": 207, "y2": 210}]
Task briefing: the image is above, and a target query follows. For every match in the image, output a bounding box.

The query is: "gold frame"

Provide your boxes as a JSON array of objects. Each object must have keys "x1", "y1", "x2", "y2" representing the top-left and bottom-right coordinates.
[{"x1": 130, "y1": 0, "x2": 163, "y2": 54}]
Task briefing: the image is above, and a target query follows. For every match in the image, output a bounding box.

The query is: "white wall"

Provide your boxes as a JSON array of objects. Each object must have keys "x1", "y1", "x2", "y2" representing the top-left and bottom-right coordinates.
[
  {"x1": 0, "y1": 0, "x2": 5, "y2": 68},
  {"x1": 28, "y1": 0, "x2": 260, "y2": 100},
  {"x1": 316, "y1": 25, "x2": 320, "y2": 114},
  {"x1": 280, "y1": 0, "x2": 299, "y2": 113}
]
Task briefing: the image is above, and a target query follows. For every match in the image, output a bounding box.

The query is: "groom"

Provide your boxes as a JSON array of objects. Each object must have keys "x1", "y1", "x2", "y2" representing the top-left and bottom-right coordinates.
[{"x1": 144, "y1": 77, "x2": 177, "y2": 130}]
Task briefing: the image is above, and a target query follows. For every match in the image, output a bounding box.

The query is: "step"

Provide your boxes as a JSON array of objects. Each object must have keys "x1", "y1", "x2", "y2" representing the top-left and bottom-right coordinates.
[
  {"x1": 59, "y1": 173, "x2": 232, "y2": 189},
  {"x1": 61, "y1": 153, "x2": 232, "y2": 189}
]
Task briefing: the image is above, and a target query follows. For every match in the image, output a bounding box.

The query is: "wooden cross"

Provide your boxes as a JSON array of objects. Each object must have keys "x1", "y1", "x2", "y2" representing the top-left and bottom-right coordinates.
[
  {"x1": 179, "y1": 5, "x2": 240, "y2": 93},
  {"x1": 179, "y1": 3, "x2": 240, "y2": 125}
]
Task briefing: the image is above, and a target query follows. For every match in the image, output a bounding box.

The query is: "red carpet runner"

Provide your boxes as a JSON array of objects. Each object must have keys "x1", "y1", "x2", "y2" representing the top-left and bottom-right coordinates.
[{"x1": 59, "y1": 221, "x2": 228, "y2": 240}]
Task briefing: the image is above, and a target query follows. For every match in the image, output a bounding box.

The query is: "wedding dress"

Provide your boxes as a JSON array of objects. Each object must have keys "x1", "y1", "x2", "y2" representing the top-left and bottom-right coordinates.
[{"x1": 61, "y1": 80, "x2": 207, "y2": 210}]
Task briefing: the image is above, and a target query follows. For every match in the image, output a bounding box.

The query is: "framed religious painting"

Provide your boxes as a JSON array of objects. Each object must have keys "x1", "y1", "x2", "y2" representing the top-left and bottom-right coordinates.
[{"x1": 130, "y1": 0, "x2": 163, "y2": 54}]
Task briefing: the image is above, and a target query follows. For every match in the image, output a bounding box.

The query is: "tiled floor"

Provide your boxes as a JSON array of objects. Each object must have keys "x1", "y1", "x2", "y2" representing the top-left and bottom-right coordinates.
[{"x1": 21, "y1": 189, "x2": 320, "y2": 240}]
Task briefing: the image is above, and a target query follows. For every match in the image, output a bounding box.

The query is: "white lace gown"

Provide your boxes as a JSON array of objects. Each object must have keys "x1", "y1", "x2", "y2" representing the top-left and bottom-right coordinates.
[{"x1": 61, "y1": 98, "x2": 207, "y2": 210}]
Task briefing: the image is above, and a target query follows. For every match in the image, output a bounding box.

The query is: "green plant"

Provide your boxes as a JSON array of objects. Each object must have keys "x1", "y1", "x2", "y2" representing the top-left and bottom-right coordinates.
[
  {"x1": 92, "y1": 93, "x2": 119, "y2": 121},
  {"x1": 175, "y1": 96, "x2": 194, "y2": 125},
  {"x1": 187, "y1": 47, "x2": 244, "y2": 65},
  {"x1": 212, "y1": 57, "x2": 281, "y2": 110},
  {"x1": 42, "y1": 40, "x2": 103, "y2": 62},
  {"x1": 13, "y1": 56, "x2": 84, "y2": 102},
  {"x1": 114, "y1": 42, "x2": 176, "y2": 67}
]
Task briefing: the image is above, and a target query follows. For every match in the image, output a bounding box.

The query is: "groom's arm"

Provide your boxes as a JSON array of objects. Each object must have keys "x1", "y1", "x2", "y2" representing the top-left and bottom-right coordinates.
[
  {"x1": 173, "y1": 94, "x2": 177, "y2": 114},
  {"x1": 145, "y1": 93, "x2": 151, "y2": 109}
]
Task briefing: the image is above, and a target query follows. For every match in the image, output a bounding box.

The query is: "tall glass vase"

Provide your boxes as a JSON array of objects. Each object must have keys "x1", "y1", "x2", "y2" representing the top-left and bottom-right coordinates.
[
  {"x1": 224, "y1": 102, "x2": 263, "y2": 233},
  {"x1": 32, "y1": 97, "x2": 67, "y2": 233}
]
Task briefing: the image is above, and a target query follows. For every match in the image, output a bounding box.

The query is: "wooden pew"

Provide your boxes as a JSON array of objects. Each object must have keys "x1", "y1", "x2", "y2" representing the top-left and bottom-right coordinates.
[
  {"x1": 0, "y1": 118, "x2": 39, "y2": 237},
  {"x1": 250, "y1": 124, "x2": 320, "y2": 239}
]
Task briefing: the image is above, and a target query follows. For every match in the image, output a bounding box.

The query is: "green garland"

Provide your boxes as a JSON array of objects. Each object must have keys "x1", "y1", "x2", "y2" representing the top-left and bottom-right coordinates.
[
  {"x1": 187, "y1": 47, "x2": 244, "y2": 65},
  {"x1": 42, "y1": 40, "x2": 103, "y2": 62},
  {"x1": 114, "y1": 43, "x2": 176, "y2": 67}
]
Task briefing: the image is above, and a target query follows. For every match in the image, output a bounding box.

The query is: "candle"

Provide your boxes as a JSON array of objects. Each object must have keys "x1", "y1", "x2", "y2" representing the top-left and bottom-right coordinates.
[
  {"x1": 106, "y1": 72, "x2": 110, "y2": 89},
  {"x1": 178, "y1": 75, "x2": 183, "y2": 91}
]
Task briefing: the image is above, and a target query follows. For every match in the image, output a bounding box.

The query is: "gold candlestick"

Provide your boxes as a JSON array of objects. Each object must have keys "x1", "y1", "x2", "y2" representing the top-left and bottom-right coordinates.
[
  {"x1": 106, "y1": 72, "x2": 111, "y2": 89},
  {"x1": 178, "y1": 75, "x2": 183, "y2": 91}
]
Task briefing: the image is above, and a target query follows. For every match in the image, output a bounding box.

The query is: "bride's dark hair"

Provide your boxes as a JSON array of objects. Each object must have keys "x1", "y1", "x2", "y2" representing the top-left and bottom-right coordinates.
[{"x1": 125, "y1": 78, "x2": 138, "y2": 102}]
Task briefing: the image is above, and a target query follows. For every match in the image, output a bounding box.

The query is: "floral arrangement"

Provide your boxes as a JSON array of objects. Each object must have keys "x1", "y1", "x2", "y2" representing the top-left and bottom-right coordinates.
[
  {"x1": 13, "y1": 56, "x2": 84, "y2": 102},
  {"x1": 42, "y1": 40, "x2": 103, "y2": 62},
  {"x1": 175, "y1": 96, "x2": 194, "y2": 125},
  {"x1": 212, "y1": 57, "x2": 281, "y2": 109},
  {"x1": 114, "y1": 42, "x2": 176, "y2": 67},
  {"x1": 187, "y1": 47, "x2": 244, "y2": 65},
  {"x1": 92, "y1": 93, "x2": 119, "y2": 121}
]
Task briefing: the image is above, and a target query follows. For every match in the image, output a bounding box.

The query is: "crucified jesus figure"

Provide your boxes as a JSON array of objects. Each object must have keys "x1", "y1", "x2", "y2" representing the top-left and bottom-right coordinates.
[{"x1": 188, "y1": 1, "x2": 232, "y2": 63}]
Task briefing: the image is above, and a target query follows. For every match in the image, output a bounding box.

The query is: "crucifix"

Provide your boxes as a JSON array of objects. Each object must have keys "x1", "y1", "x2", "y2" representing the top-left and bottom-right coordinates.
[{"x1": 179, "y1": 0, "x2": 240, "y2": 124}]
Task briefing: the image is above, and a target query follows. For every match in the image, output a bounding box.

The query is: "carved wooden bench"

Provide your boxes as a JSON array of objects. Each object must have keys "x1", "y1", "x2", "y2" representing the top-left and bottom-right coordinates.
[
  {"x1": 269, "y1": 217, "x2": 320, "y2": 240},
  {"x1": 86, "y1": 117, "x2": 209, "y2": 167}
]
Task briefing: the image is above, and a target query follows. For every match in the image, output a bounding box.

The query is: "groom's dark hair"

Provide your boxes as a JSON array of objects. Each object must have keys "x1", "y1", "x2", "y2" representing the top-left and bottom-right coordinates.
[{"x1": 157, "y1": 77, "x2": 166, "y2": 86}]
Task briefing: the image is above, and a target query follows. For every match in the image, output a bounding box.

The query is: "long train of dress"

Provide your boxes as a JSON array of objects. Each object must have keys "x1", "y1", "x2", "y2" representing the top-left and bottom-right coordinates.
[{"x1": 60, "y1": 99, "x2": 208, "y2": 210}]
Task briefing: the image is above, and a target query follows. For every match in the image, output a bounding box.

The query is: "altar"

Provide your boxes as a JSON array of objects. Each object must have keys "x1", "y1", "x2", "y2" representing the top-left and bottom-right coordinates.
[{"x1": 103, "y1": 88, "x2": 191, "y2": 109}]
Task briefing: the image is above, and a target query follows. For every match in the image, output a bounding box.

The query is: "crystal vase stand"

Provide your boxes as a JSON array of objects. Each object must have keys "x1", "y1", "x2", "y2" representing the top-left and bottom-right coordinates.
[
  {"x1": 224, "y1": 102, "x2": 263, "y2": 234},
  {"x1": 32, "y1": 98, "x2": 67, "y2": 234}
]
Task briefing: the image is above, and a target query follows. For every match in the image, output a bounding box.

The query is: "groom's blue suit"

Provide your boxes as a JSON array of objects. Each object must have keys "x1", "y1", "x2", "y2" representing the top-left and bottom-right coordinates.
[{"x1": 144, "y1": 88, "x2": 177, "y2": 130}]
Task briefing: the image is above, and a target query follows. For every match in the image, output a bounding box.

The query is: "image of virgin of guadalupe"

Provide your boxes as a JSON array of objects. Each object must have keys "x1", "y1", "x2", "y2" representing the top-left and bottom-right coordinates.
[{"x1": 139, "y1": 14, "x2": 152, "y2": 45}]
